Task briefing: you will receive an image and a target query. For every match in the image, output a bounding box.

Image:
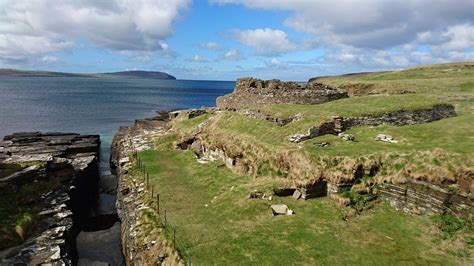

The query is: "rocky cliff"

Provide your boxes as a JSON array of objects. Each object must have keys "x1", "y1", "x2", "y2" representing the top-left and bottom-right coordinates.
[
  {"x1": 0, "y1": 132, "x2": 100, "y2": 265},
  {"x1": 111, "y1": 114, "x2": 184, "y2": 265},
  {"x1": 216, "y1": 77, "x2": 348, "y2": 109}
]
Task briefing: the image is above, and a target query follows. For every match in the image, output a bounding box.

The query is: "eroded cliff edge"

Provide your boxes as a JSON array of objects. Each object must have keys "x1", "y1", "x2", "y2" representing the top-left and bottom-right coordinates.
[
  {"x1": 0, "y1": 132, "x2": 100, "y2": 264},
  {"x1": 111, "y1": 114, "x2": 184, "y2": 265}
]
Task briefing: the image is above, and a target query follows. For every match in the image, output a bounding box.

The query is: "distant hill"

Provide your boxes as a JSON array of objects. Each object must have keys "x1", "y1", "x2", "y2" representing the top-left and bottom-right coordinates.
[{"x1": 0, "y1": 69, "x2": 176, "y2": 80}]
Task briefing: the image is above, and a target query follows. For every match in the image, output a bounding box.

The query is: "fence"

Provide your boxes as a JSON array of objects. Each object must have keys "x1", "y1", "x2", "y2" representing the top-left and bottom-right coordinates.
[{"x1": 130, "y1": 148, "x2": 193, "y2": 266}]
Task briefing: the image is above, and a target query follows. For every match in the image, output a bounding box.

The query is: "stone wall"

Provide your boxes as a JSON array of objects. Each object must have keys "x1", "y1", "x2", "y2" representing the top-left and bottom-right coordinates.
[
  {"x1": 111, "y1": 116, "x2": 184, "y2": 265},
  {"x1": 216, "y1": 77, "x2": 348, "y2": 109},
  {"x1": 378, "y1": 180, "x2": 472, "y2": 218},
  {"x1": 289, "y1": 104, "x2": 456, "y2": 142}
]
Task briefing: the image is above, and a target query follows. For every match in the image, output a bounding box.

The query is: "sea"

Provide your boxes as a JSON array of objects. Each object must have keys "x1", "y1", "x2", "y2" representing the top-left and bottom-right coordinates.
[{"x1": 0, "y1": 77, "x2": 235, "y2": 174}]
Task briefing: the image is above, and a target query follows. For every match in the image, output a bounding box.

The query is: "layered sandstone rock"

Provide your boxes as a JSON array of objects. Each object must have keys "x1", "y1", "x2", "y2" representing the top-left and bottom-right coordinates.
[
  {"x1": 216, "y1": 77, "x2": 348, "y2": 109},
  {"x1": 0, "y1": 132, "x2": 100, "y2": 265}
]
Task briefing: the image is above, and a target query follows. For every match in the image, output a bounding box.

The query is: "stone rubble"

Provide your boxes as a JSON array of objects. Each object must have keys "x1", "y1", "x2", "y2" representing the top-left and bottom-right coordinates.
[
  {"x1": 375, "y1": 134, "x2": 398, "y2": 143},
  {"x1": 338, "y1": 132, "x2": 355, "y2": 141},
  {"x1": 271, "y1": 204, "x2": 294, "y2": 216}
]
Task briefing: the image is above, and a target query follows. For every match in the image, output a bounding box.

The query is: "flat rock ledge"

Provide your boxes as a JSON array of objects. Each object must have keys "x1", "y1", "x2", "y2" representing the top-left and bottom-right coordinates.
[{"x1": 0, "y1": 132, "x2": 100, "y2": 265}]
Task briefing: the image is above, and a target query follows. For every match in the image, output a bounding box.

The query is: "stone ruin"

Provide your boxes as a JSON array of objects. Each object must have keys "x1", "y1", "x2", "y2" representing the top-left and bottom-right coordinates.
[{"x1": 216, "y1": 77, "x2": 348, "y2": 109}]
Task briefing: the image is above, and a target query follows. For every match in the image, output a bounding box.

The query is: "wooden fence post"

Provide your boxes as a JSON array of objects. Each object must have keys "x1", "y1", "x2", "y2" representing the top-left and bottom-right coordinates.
[
  {"x1": 157, "y1": 194, "x2": 160, "y2": 213},
  {"x1": 173, "y1": 228, "x2": 176, "y2": 249},
  {"x1": 164, "y1": 209, "x2": 167, "y2": 227}
]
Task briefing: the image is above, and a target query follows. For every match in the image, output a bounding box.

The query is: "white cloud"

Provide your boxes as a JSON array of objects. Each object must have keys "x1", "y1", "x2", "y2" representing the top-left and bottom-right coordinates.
[
  {"x1": 212, "y1": 0, "x2": 474, "y2": 70},
  {"x1": 0, "y1": 0, "x2": 189, "y2": 63},
  {"x1": 191, "y1": 54, "x2": 207, "y2": 62},
  {"x1": 212, "y1": 0, "x2": 474, "y2": 50},
  {"x1": 222, "y1": 49, "x2": 243, "y2": 60},
  {"x1": 200, "y1": 42, "x2": 222, "y2": 50},
  {"x1": 270, "y1": 58, "x2": 280, "y2": 66},
  {"x1": 230, "y1": 28, "x2": 293, "y2": 56},
  {"x1": 41, "y1": 55, "x2": 60, "y2": 64}
]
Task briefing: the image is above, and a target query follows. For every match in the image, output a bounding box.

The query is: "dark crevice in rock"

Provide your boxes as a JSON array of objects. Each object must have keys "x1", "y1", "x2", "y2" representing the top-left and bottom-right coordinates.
[{"x1": 0, "y1": 132, "x2": 101, "y2": 265}]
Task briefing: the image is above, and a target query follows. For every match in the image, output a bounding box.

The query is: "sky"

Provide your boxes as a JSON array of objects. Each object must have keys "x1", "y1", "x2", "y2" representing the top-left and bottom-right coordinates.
[{"x1": 0, "y1": 0, "x2": 473, "y2": 81}]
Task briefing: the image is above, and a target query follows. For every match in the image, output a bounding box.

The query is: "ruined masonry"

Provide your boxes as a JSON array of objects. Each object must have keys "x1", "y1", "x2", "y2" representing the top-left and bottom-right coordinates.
[{"x1": 216, "y1": 77, "x2": 348, "y2": 109}]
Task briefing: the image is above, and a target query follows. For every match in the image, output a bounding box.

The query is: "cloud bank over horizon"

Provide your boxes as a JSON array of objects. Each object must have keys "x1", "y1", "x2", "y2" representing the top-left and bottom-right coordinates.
[{"x1": 0, "y1": 0, "x2": 473, "y2": 80}]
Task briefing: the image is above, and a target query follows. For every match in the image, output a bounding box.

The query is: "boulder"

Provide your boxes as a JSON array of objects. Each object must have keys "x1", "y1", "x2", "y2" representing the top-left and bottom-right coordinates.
[
  {"x1": 376, "y1": 134, "x2": 398, "y2": 143},
  {"x1": 338, "y1": 133, "x2": 355, "y2": 141},
  {"x1": 271, "y1": 204, "x2": 294, "y2": 216},
  {"x1": 292, "y1": 190, "x2": 302, "y2": 200}
]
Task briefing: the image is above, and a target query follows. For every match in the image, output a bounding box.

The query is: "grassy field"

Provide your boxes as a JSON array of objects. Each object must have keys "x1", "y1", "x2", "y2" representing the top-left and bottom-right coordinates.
[
  {"x1": 137, "y1": 135, "x2": 471, "y2": 264},
  {"x1": 167, "y1": 63, "x2": 474, "y2": 186},
  {"x1": 311, "y1": 62, "x2": 474, "y2": 98},
  {"x1": 137, "y1": 62, "x2": 473, "y2": 264}
]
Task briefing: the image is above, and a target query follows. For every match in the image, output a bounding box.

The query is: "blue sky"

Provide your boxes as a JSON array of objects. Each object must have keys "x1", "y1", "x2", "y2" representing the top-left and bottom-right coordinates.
[{"x1": 1, "y1": 0, "x2": 473, "y2": 81}]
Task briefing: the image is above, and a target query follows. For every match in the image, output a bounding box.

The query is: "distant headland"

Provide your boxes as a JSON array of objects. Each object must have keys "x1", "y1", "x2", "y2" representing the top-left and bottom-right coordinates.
[{"x1": 0, "y1": 69, "x2": 176, "y2": 80}]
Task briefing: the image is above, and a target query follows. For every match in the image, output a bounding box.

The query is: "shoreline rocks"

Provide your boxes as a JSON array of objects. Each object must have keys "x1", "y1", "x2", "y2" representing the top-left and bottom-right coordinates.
[{"x1": 0, "y1": 132, "x2": 101, "y2": 265}]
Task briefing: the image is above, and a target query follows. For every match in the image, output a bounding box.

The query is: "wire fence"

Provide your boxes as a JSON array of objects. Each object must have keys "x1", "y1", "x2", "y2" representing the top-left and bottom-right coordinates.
[{"x1": 130, "y1": 148, "x2": 193, "y2": 266}]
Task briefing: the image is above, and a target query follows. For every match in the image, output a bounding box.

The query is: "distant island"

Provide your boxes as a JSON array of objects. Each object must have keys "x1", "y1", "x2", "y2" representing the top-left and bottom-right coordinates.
[{"x1": 0, "y1": 69, "x2": 176, "y2": 80}]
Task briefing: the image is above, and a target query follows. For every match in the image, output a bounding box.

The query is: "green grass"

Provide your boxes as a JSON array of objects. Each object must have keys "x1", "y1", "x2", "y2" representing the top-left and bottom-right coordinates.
[
  {"x1": 0, "y1": 164, "x2": 23, "y2": 179},
  {"x1": 137, "y1": 136, "x2": 467, "y2": 264},
  {"x1": 168, "y1": 63, "x2": 474, "y2": 186},
  {"x1": 311, "y1": 62, "x2": 474, "y2": 99},
  {"x1": 0, "y1": 175, "x2": 61, "y2": 250},
  {"x1": 199, "y1": 94, "x2": 444, "y2": 152}
]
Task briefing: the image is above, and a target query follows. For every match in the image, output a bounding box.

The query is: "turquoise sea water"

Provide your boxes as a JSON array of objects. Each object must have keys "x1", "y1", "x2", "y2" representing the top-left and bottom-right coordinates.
[{"x1": 0, "y1": 77, "x2": 235, "y2": 172}]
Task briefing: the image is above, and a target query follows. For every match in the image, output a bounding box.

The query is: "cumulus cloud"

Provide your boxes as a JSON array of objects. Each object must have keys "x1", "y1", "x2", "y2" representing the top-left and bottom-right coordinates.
[
  {"x1": 189, "y1": 54, "x2": 207, "y2": 62},
  {"x1": 210, "y1": 0, "x2": 474, "y2": 71},
  {"x1": 41, "y1": 55, "x2": 61, "y2": 64},
  {"x1": 212, "y1": 0, "x2": 474, "y2": 49},
  {"x1": 200, "y1": 42, "x2": 222, "y2": 50},
  {"x1": 222, "y1": 49, "x2": 243, "y2": 60},
  {"x1": 229, "y1": 28, "x2": 293, "y2": 56},
  {"x1": 0, "y1": 0, "x2": 189, "y2": 63}
]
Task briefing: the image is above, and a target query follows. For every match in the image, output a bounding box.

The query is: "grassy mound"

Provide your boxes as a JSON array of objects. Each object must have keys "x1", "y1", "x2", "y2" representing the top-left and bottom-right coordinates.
[
  {"x1": 136, "y1": 135, "x2": 471, "y2": 264},
  {"x1": 139, "y1": 62, "x2": 474, "y2": 263}
]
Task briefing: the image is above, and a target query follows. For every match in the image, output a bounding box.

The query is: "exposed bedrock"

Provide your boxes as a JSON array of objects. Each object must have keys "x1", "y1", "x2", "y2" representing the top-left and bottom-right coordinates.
[
  {"x1": 216, "y1": 77, "x2": 348, "y2": 109},
  {"x1": 0, "y1": 132, "x2": 101, "y2": 265},
  {"x1": 289, "y1": 104, "x2": 456, "y2": 142},
  {"x1": 378, "y1": 180, "x2": 473, "y2": 217}
]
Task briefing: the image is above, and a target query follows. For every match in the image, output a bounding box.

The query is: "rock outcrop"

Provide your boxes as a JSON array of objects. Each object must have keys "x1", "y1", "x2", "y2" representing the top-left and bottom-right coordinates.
[
  {"x1": 216, "y1": 78, "x2": 348, "y2": 109},
  {"x1": 0, "y1": 132, "x2": 100, "y2": 265},
  {"x1": 378, "y1": 180, "x2": 472, "y2": 217}
]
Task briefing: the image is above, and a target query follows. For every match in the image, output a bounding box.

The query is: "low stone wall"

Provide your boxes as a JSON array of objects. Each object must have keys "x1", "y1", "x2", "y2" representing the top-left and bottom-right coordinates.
[
  {"x1": 111, "y1": 116, "x2": 183, "y2": 265},
  {"x1": 0, "y1": 132, "x2": 100, "y2": 265},
  {"x1": 216, "y1": 77, "x2": 348, "y2": 109},
  {"x1": 289, "y1": 104, "x2": 456, "y2": 142},
  {"x1": 378, "y1": 180, "x2": 472, "y2": 218}
]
